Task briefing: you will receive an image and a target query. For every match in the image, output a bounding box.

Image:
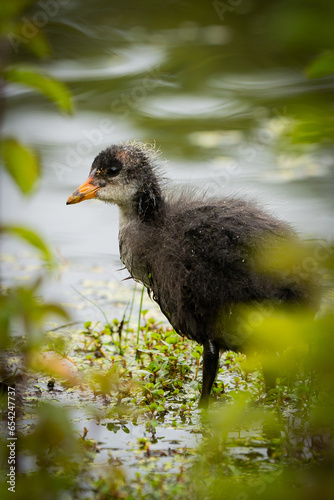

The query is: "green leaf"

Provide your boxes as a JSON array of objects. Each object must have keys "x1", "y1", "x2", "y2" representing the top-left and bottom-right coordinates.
[
  {"x1": 0, "y1": 0, "x2": 36, "y2": 33},
  {"x1": 165, "y1": 334, "x2": 179, "y2": 345},
  {"x1": 4, "y1": 67, "x2": 73, "y2": 113},
  {"x1": 1, "y1": 225, "x2": 54, "y2": 267},
  {"x1": 40, "y1": 304, "x2": 69, "y2": 320},
  {"x1": 306, "y1": 51, "x2": 334, "y2": 79},
  {"x1": 3, "y1": 19, "x2": 51, "y2": 58},
  {"x1": 0, "y1": 138, "x2": 40, "y2": 194},
  {"x1": 148, "y1": 361, "x2": 160, "y2": 373},
  {"x1": 26, "y1": 31, "x2": 52, "y2": 59}
]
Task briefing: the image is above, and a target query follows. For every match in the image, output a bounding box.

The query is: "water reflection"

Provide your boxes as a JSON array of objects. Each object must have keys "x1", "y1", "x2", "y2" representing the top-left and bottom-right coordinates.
[
  {"x1": 44, "y1": 45, "x2": 166, "y2": 81},
  {"x1": 140, "y1": 95, "x2": 242, "y2": 118}
]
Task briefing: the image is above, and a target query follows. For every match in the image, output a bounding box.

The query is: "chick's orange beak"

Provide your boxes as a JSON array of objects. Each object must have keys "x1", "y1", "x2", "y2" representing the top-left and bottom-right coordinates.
[{"x1": 66, "y1": 177, "x2": 100, "y2": 205}]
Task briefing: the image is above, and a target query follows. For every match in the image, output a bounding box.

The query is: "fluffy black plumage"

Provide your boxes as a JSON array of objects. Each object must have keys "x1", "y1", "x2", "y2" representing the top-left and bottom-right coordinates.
[{"x1": 67, "y1": 142, "x2": 317, "y2": 408}]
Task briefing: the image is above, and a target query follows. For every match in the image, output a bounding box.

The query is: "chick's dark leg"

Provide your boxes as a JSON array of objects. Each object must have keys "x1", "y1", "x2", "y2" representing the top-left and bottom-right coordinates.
[{"x1": 198, "y1": 339, "x2": 220, "y2": 409}]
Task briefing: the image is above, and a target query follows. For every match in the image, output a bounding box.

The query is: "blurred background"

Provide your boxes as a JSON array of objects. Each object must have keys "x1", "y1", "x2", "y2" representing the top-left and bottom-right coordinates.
[{"x1": 1, "y1": 0, "x2": 334, "y2": 318}]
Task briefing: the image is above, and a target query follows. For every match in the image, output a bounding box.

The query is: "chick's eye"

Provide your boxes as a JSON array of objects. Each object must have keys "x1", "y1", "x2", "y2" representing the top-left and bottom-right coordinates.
[
  {"x1": 108, "y1": 160, "x2": 122, "y2": 177},
  {"x1": 109, "y1": 165, "x2": 121, "y2": 176}
]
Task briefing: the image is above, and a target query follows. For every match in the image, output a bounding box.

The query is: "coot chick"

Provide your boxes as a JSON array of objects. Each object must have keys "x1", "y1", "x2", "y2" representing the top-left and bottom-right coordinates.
[{"x1": 67, "y1": 142, "x2": 315, "y2": 408}]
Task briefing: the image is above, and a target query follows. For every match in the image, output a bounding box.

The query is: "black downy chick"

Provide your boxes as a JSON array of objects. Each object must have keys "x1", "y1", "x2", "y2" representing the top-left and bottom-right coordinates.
[{"x1": 67, "y1": 142, "x2": 316, "y2": 408}]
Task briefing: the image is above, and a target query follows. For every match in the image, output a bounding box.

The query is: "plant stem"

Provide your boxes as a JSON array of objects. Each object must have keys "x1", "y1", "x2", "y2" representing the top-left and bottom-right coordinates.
[
  {"x1": 126, "y1": 283, "x2": 137, "y2": 342},
  {"x1": 71, "y1": 286, "x2": 110, "y2": 327},
  {"x1": 136, "y1": 286, "x2": 145, "y2": 348}
]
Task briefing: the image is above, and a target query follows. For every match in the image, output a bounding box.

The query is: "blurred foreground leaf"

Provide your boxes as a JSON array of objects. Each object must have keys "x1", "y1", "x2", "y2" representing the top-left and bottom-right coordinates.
[
  {"x1": 307, "y1": 51, "x2": 334, "y2": 78},
  {"x1": 1, "y1": 225, "x2": 54, "y2": 267},
  {"x1": 0, "y1": 0, "x2": 52, "y2": 56},
  {"x1": 4, "y1": 67, "x2": 72, "y2": 113},
  {"x1": 25, "y1": 30, "x2": 52, "y2": 59},
  {"x1": 0, "y1": 0, "x2": 36, "y2": 33},
  {"x1": 290, "y1": 114, "x2": 334, "y2": 144},
  {"x1": 0, "y1": 138, "x2": 40, "y2": 194},
  {"x1": 12, "y1": 29, "x2": 52, "y2": 59},
  {"x1": 0, "y1": 284, "x2": 69, "y2": 350}
]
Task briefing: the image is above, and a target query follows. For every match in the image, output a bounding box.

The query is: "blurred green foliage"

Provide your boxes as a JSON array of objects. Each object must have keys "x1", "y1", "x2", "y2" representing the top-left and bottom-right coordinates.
[
  {"x1": 0, "y1": 138, "x2": 39, "y2": 195},
  {"x1": 3, "y1": 305, "x2": 333, "y2": 499},
  {"x1": 0, "y1": 226, "x2": 54, "y2": 267},
  {"x1": 0, "y1": 0, "x2": 51, "y2": 58},
  {"x1": 307, "y1": 51, "x2": 334, "y2": 79},
  {"x1": 0, "y1": 2, "x2": 74, "y2": 497},
  {"x1": 4, "y1": 67, "x2": 72, "y2": 113},
  {"x1": 4, "y1": 66, "x2": 72, "y2": 112}
]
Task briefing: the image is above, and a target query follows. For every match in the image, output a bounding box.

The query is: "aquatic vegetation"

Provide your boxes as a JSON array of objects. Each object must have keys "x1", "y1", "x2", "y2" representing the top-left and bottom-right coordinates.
[{"x1": 2, "y1": 293, "x2": 334, "y2": 499}]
